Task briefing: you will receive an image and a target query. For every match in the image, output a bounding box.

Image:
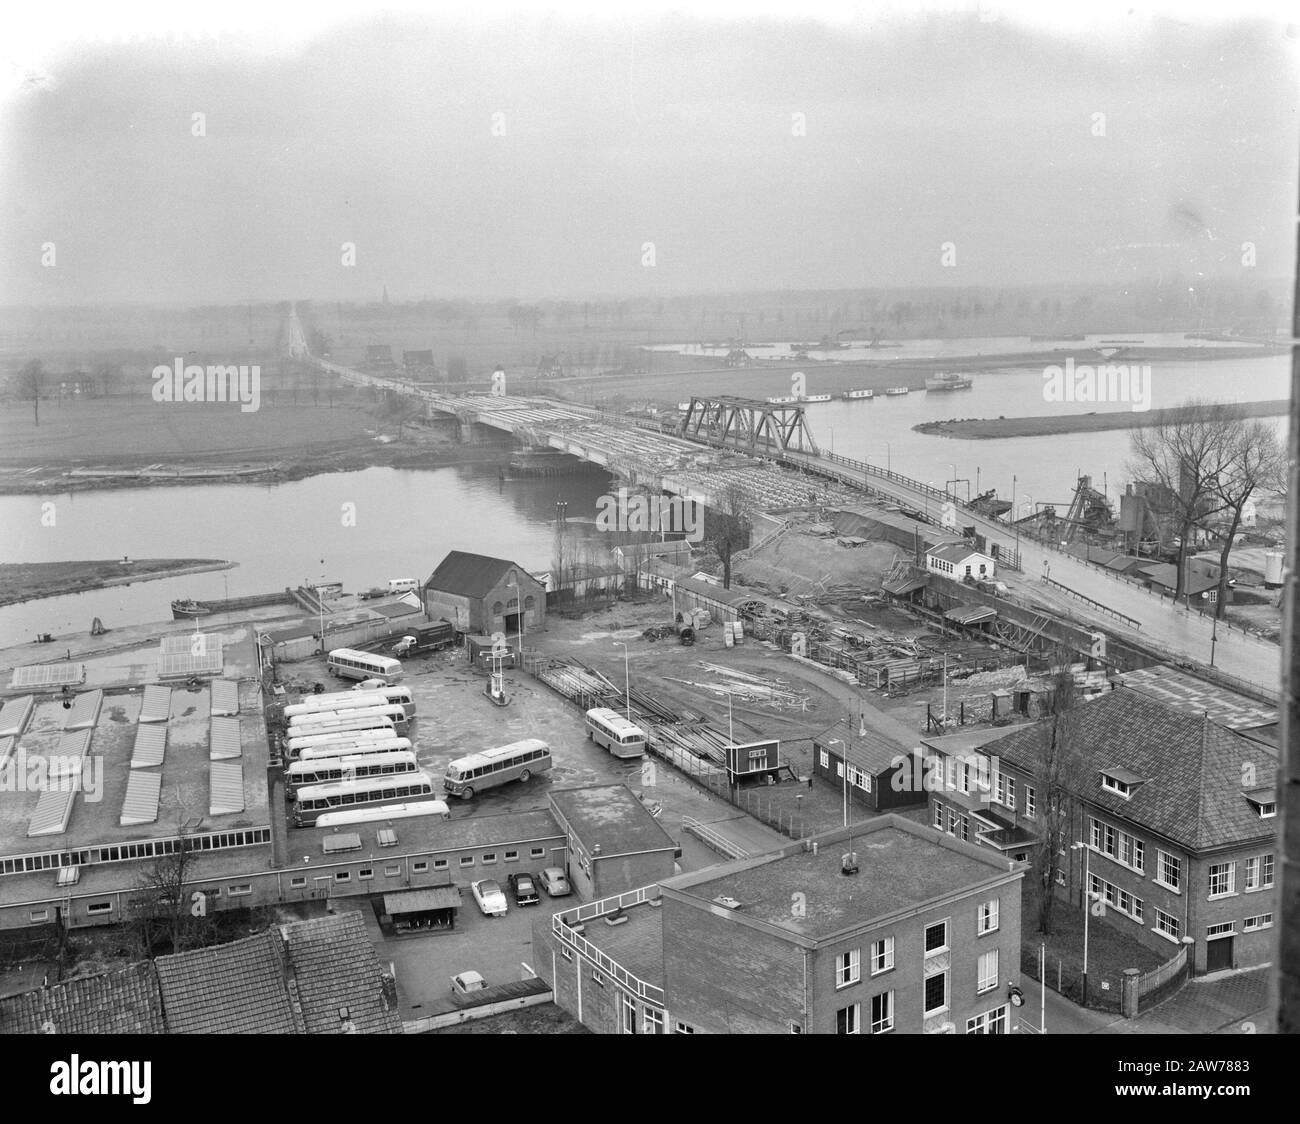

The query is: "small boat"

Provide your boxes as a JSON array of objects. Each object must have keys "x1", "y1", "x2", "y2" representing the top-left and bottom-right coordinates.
[
  {"x1": 171, "y1": 598, "x2": 212, "y2": 620},
  {"x1": 884, "y1": 386, "x2": 910, "y2": 396},
  {"x1": 924, "y1": 373, "x2": 973, "y2": 391},
  {"x1": 766, "y1": 394, "x2": 799, "y2": 404},
  {"x1": 800, "y1": 393, "x2": 832, "y2": 403},
  {"x1": 843, "y1": 388, "x2": 875, "y2": 400}
]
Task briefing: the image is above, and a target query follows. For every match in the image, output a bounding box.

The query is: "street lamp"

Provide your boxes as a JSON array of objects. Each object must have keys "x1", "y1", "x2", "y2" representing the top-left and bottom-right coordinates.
[
  {"x1": 828, "y1": 736, "x2": 849, "y2": 827},
  {"x1": 1071, "y1": 840, "x2": 1094, "y2": 1005},
  {"x1": 885, "y1": 442, "x2": 891, "y2": 473},
  {"x1": 614, "y1": 641, "x2": 631, "y2": 720}
]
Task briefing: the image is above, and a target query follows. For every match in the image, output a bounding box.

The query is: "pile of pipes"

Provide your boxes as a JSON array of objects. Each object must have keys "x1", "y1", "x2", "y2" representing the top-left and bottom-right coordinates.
[{"x1": 659, "y1": 663, "x2": 813, "y2": 711}]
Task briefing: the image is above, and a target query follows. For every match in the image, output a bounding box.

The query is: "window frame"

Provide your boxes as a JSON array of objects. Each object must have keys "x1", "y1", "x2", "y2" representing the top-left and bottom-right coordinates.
[
  {"x1": 924, "y1": 919, "x2": 949, "y2": 956},
  {"x1": 869, "y1": 935, "x2": 895, "y2": 976},
  {"x1": 923, "y1": 971, "x2": 948, "y2": 1016},
  {"x1": 976, "y1": 948, "x2": 999, "y2": 995},
  {"x1": 978, "y1": 898, "x2": 999, "y2": 935},
  {"x1": 869, "y1": 990, "x2": 894, "y2": 1034},
  {"x1": 835, "y1": 947, "x2": 862, "y2": 989}
]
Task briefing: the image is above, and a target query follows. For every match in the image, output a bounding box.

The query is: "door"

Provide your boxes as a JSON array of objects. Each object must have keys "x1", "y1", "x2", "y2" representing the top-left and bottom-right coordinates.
[
  {"x1": 1205, "y1": 935, "x2": 1233, "y2": 972},
  {"x1": 313, "y1": 876, "x2": 332, "y2": 900}
]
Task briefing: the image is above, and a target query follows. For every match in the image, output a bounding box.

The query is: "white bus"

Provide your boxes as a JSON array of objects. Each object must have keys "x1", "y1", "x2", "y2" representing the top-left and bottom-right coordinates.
[
  {"x1": 284, "y1": 729, "x2": 408, "y2": 759},
  {"x1": 287, "y1": 751, "x2": 418, "y2": 792},
  {"x1": 296, "y1": 737, "x2": 413, "y2": 763},
  {"x1": 287, "y1": 704, "x2": 409, "y2": 732},
  {"x1": 584, "y1": 708, "x2": 647, "y2": 759},
  {"x1": 327, "y1": 648, "x2": 404, "y2": 684},
  {"x1": 315, "y1": 800, "x2": 450, "y2": 829},
  {"x1": 293, "y1": 771, "x2": 437, "y2": 827},
  {"x1": 284, "y1": 685, "x2": 416, "y2": 719},
  {"x1": 442, "y1": 739, "x2": 552, "y2": 800},
  {"x1": 287, "y1": 711, "x2": 398, "y2": 737}
]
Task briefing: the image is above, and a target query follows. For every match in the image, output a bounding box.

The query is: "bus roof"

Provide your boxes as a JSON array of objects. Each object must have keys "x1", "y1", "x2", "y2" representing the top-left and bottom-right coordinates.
[
  {"x1": 284, "y1": 691, "x2": 392, "y2": 714},
  {"x1": 287, "y1": 714, "x2": 397, "y2": 733},
  {"x1": 447, "y1": 739, "x2": 550, "y2": 770},
  {"x1": 297, "y1": 741, "x2": 412, "y2": 761},
  {"x1": 288, "y1": 751, "x2": 417, "y2": 776},
  {"x1": 586, "y1": 708, "x2": 646, "y2": 734},
  {"x1": 314, "y1": 800, "x2": 449, "y2": 828},
  {"x1": 328, "y1": 648, "x2": 402, "y2": 667},
  {"x1": 286, "y1": 730, "x2": 406, "y2": 750},
  {"x1": 288, "y1": 705, "x2": 404, "y2": 726},
  {"x1": 295, "y1": 770, "x2": 433, "y2": 803}
]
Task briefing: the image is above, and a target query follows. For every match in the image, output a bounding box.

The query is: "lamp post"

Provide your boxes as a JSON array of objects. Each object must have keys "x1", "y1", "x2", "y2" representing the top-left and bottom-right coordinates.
[
  {"x1": 1071, "y1": 840, "x2": 1093, "y2": 1005},
  {"x1": 828, "y1": 736, "x2": 848, "y2": 827},
  {"x1": 614, "y1": 641, "x2": 631, "y2": 720},
  {"x1": 885, "y1": 442, "x2": 891, "y2": 473}
]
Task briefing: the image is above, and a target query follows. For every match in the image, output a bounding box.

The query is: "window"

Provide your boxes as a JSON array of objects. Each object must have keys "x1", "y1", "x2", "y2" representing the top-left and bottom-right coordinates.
[
  {"x1": 924, "y1": 921, "x2": 948, "y2": 955},
  {"x1": 1243, "y1": 914, "x2": 1273, "y2": 932},
  {"x1": 560, "y1": 945, "x2": 572, "y2": 962},
  {"x1": 412, "y1": 861, "x2": 428, "y2": 874},
  {"x1": 1100, "y1": 773, "x2": 1133, "y2": 798},
  {"x1": 967, "y1": 1005, "x2": 1009, "y2": 1034},
  {"x1": 869, "y1": 991, "x2": 894, "y2": 1034},
  {"x1": 1089, "y1": 873, "x2": 1144, "y2": 923},
  {"x1": 1254, "y1": 801, "x2": 1276, "y2": 818},
  {"x1": 978, "y1": 898, "x2": 999, "y2": 934},
  {"x1": 228, "y1": 884, "x2": 252, "y2": 896},
  {"x1": 1090, "y1": 817, "x2": 1143, "y2": 873},
  {"x1": 359, "y1": 868, "x2": 373, "y2": 880},
  {"x1": 622, "y1": 995, "x2": 637, "y2": 1035},
  {"x1": 923, "y1": 972, "x2": 947, "y2": 1015},
  {"x1": 1156, "y1": 850, "x2": 1182, "y2": 893},
  {"x1": 1244, "y1": 854, "x2": 1273, "y2": 892},
  {"x1": 87, "y1": 902, "x2": 112, "y2": 914},
  {"x1": 530, "y1": 847, "x2": 545, "y2": 858},
  {"x1": 957, "y1": 760, "x2": 970, "y2": 795},
  {"x1": 977, "y1": 949, "x2": 999, "y2": 994},
  {"x1": 1207, "y1": 922, "x2": 1236, "y2": 938},
  {"x1": 870, "y1": 936, "x2": 894, "y2": 975},
  {"x1": 433, "y1": 858, "x2": 448, "y2": 871},
  {"x1": 1154, "y1": 909, "x2": 1181, "y2": 942},
  {"x1": 289, "y1": 876, "x2": 307, "y2": 888},
  {"x1": 505, "y1": 850, "x2": 518, "y2": 862},
  {"x1": 847, "y1": 765, "x2": 872, "y2": 792},
  {"x1": 836, "y1": 761, "x2": 844, "y2": 778},
  {"x1": 1024, "y1": 785, "x2": 1036, "y2": 819},
  {"x1": 819, "y1": 750, "x2": 829, "y2": 768},
  {"x1": 994, "y1": 772, "x2": 1015, "y2": 810},
  {"x1": 334, "y1": 871, "x2": 350, "y2": 883},
  {"x1": 835, "y1": 948, "x2": 861, "y2": 988},
  {"x1": 482, "y1": 853, "x2": 497, "y2": 865},
  {"x1": 643, "y1": 1008, "x2": 664, "y2": 1034},
  {"x1": 932, "y1": 801, "x2": 944, "y2": 830},
  {"x1": 1208, "y1": 862, "x2": 1236, "y2": 898},
  {"x1": 459, "y1": 856, "x2": 474, "y2": 867},
  {"x1": 591, "y1": 971, "x2": 605, "y2": 987},
  {"x1": 675, "y1": 1021, "x2": 696, "y2": 1034},
  {"x1": 29, "y1": 909, "x2": 49, "y2": 923},
  {"x1": 835, "y1": 1003, "x2": 860, "y2": 1034},
  {"x1": 384, "y1": 864, "x2": 401, "y2": 877}
]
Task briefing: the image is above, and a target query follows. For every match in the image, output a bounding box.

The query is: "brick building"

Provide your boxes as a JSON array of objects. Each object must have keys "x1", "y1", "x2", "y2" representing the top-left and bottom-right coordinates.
[
  {"x1": 922, "y1": 687, "x2": 1278, "y2": 974},
  {"x1": 548, "y1": 785, "x2": 678, "y2": 901},
  {"x1": 533, "y1": 816, "x2": 1025, "y2": 1034},
  {"x1": 422, "y1": 550, "x2": 546, "y2": 638}
]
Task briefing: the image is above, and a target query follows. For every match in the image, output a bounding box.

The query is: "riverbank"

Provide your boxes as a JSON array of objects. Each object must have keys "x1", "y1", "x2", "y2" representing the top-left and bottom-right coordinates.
[
  {"x1": 914, "y1": 398, "x2": 1291, "y2": 440},
  {"x1": 0, "y1": 559, "x2": 234, "y2": 607}
]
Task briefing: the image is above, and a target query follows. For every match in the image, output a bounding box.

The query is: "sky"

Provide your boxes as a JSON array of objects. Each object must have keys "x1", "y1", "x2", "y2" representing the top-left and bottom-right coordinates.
[{"x1": 1, "y1": 3, "x2": 1297, "y2": 305}]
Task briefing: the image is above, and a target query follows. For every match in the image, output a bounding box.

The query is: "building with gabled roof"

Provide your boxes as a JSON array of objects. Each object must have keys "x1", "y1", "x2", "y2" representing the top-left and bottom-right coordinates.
[
  {"x1": 811, "y1": 715, "x2": 927, "y2": 813},
  {"x1": 422, "y1": 550, "x2": 545, "y2": 637},
  {"x1": 0, "y1": 961, "x2": 165, "y2": 1034},
  {"x1": 925, "y1": 542, "x2": 995, "y2": 581},
  {"x1": 921, "y1": 687, "x2": 1278, "y2": 975},
  {"x1": 279, "y1": 912, "x2": 402, "y2": 1034}
]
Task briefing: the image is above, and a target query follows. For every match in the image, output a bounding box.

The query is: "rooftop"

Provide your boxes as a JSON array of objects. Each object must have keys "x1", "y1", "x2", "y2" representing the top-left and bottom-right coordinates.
[
  {"x1": 814, "y1": 712, "x2": 919, "y2": 774},
  {"x1": 0, "y1": 961, "x2": 165, "y2": 1034},
  {"x1": 154, "y1": 929, "x2": 301, "y2": 1034},
  {"x1": 664, "y1": 818, "x2": 1017, "y2": 941},
  {"x1": 424, "y1": 551, "x2": 536, "y2": 600},
  {"x1": 549, "y1": 786, "x2": 676, "y2": 858},
  {"x1": 1116, "y1": 664, "x2": 1276, "y2": 731},
  {"x1": 566, "y1": 900, "x2": 665, "y2": 988},
  {"x1": 928, "y1": 541, "x2": 987, "y2": 563}
]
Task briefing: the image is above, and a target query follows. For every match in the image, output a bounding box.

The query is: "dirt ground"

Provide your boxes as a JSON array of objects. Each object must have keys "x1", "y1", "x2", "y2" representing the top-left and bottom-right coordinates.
[{"x1": 733, "y1": 526, "x2": 906, "y2": 599}]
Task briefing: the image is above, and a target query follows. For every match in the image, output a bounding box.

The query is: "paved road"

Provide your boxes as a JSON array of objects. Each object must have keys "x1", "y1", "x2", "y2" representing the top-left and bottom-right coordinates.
[{"x1": 1097, "y1": 968, "x2": 1272, "y2": 1035}]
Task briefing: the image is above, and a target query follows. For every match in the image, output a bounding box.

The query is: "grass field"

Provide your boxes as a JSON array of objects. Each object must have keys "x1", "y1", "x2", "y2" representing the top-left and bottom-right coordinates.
[{"x1": 0, "y1": 559, "x2": 231, "y2": 606}]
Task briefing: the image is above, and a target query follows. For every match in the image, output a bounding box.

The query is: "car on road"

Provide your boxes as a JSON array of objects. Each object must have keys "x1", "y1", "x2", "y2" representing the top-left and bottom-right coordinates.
[
  {"x1": 450, "y1": 970, "x2": 488, "y2": 997},
  {"x1": 471, "y1": 878, "x2": 508, "y2": 916},
  {"x1": 507, "y1": 872, "x2": 539, "y2": 905},
  {"x1": 538, "y1": 867, "x2": 571, "y2": 897}
]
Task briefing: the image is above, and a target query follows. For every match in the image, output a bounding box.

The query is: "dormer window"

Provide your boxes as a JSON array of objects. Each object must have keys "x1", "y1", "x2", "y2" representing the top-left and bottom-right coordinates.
[
  {"x1": 1243, "y1": 788, "x2": 1276, "y2": 819},
  {"x1": 1099, "y1": 768, "x2": 1144, "y2": 800}
]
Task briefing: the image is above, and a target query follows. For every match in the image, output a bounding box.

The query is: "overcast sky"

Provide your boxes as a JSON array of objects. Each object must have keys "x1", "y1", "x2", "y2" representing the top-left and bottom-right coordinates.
[{"x1": 2, "y1": 8, "x2": 1297, "y2": 304}]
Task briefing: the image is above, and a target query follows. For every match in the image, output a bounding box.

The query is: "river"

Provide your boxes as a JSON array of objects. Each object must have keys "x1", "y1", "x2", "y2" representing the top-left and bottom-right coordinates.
[{"x1": 0, "y1": 350, "x2": 1288, "y2": 641}]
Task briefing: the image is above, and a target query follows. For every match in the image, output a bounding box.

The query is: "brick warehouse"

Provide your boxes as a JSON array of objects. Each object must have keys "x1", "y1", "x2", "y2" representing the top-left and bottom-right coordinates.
[{"x1": 533, "y1": 815, "x2": 1025, "y2": 1034}]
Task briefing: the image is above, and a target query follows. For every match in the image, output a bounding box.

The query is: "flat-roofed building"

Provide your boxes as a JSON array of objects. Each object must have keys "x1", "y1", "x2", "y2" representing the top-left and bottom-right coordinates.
[{"x1": 549, "y1": 785, "x2": 678, "y2": 901}]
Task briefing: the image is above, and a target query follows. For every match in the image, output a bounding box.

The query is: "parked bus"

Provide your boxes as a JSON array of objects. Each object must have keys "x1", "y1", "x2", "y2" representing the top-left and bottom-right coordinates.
[
  {"x1": 287, "y1": 751, "x2": 418, "y2": 792},
  {"x1": 442, "y1": 739, "x2": 552, "y2": 800},
  {"x1": 584, "y1": 708, "x2": 648, "y2": 759},
  {"x1": 296, "y1": 737, "x2": 412, "y2": 763},
  {"x1": 284, "y1": 685, "x2": 416, "y2": 720},
  {"x1": 284, "y1": 730, "x2": 409, "y2": 760},
  {"x1": 327, "y1": 648, "x2": 404, "y2": 684},
  {"x1": 287, "y1": 704, "x2": 409, "y2": 733},
  {"x1": 293, "y1": 771, "x2": 437, "y2": 827},
  {"x1": 315, "y1": 800, "x2": 450, "y2": 829},
  {"x1": 285, "y1": 714, "x2": 396, "y2": 743}
]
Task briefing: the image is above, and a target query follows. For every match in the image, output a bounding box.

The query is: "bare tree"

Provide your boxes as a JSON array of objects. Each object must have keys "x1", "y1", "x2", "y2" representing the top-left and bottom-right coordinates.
[
  {"x1": 706, "y1": 484, "x2": 751, "y2": 590},
  {"x1": 131, "y1": 787, "x2": 213, "y2": 956},
  {"x1": 15, "y1": 359, "x2": 44, "y2": 426},
  {"x1": 1029, "y1": 658, "x2": 1089, "y2": 936},
  {"x1": 1129, "y1": 398, "x2": 1236, "y2": 602},
  {"x1": 1206, "y1": 415, "x2": 1286, "y2": 617}
]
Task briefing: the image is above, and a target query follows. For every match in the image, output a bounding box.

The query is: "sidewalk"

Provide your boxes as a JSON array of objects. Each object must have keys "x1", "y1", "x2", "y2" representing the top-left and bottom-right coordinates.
[{"x1": 1096, "y1": 967, "x2": 1272, "y2": 1034}]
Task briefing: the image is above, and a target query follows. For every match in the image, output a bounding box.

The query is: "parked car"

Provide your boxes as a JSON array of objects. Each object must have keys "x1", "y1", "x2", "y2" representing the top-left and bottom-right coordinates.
[
  {"x1": 538, "y1": 867, "x2": 571, "y2": 897},
  {"x1": 471, "y1": 878, "x2": 508, "y2": 916},
  {"x1": 507, "y1": 872, "x2": 539, "y2": 905},
  {"x1": 450, "y1": 970, "x2": 488, "y2": 996}
]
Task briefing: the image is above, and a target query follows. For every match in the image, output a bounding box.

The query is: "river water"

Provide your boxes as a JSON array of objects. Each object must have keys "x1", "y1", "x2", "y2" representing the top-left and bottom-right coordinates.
[{"x1": 0, "y1": 347, "x2": 1288, "y2": 641}]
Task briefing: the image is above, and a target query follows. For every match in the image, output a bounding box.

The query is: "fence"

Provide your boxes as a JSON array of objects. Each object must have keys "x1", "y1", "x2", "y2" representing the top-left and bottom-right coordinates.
[
  {"x1": 1019, "y1": 945, "x2": 1123, "y2": 1014},
  {"x1": 1135, "y1": 945, "x2": 1190, "y2": 1012},
  {"x1": 552, "y1": 886, "x2": 666, "y2": 1007}
]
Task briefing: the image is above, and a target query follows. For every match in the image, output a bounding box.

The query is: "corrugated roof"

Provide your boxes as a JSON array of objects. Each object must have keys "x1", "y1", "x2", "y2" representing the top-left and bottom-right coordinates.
[
  {"x1": 155, "y1": 930, "x2": 302, "y2": 1034},
  {"x1": 425, "y1": 550, "x2": 533, "y2": 599},
  {"x1": 120, "y1": 771, "x2": 163, "y2": 827},
  {"x1": 62, "y1": 689, "x2": 103, "y2": 731},
  {"x1": 28, "y1": 787, "x2": 76, "y2": 838},
  {"x1": 131, "y1": 723, "x2": 167, "y2": 768},
  {"x1": 945, "y1": 604, "x2": 997, "y2": 625},
  {"x1": 138, "y1": 684, "x2": 172, "y2": 723},
  {"x1": 882, "y1": 575, "x2": 928, "y2": 596},
  {"x1": 370, "y1": 600, "x2": 423, "y2": 619},
  {"x1": 383, "y1": 886, "x2": 463, "y2": 914},
  {"x1": 210, "y1": 679, "x2": 239, "y2": 716},
  {"x1": 0, "y1": 736, "x2": 14, "y2": 767},
  {"x1": 9, "y1": 664, "x2": 84, "y2": 689},
  {"x1": 210, "y1": 715, "x2": 242, "y2": 760},
  {"x1": 49, "y1": 729, "x2": 93, "y2": 777},
  {"x1": 0, "y1": 695, "x2": 35, "y2": 737},
  {"x1": 209, "y1": 760, "x2": 245, "y2": 816},
  {"x1": 0, "y1": 962, "x2": 165, "y2": 1035},
  {"x1": 159, "y1": 642, "x2": 224, "y2": 679},
  {"x1": 161, "y1": 632, "x2": 218, "y2": 653},
  {"x1": 281, "y1": 913, "x2": 402, "y2": 1034}
]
